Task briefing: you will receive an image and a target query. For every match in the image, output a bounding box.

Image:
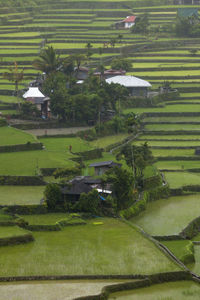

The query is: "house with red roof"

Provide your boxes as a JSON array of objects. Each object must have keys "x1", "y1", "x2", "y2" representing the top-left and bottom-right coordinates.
[{"x1": 115, "y1": 16, "x2": 137, "y2": 29}]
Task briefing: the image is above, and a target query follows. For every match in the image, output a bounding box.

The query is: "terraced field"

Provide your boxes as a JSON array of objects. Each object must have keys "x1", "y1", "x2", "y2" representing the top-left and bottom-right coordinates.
[{"x1": 1, "y1": 0, "x2": 200, "y2": 298}]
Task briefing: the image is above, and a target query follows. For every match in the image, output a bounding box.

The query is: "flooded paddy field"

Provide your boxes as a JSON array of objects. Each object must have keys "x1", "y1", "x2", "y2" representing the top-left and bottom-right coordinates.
[
  {"x1": 0, "y1": 279, "x2": 128, "y2": 300},
  {"x1": 108, "y1": 281, "x2": 200, "y2": 300},
  {"x1": 132, "y1": 194, "x2": 200, "y2": 236}
]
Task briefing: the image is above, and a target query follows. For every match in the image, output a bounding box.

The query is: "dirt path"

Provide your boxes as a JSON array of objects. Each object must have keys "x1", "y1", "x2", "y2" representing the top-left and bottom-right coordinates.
[{"x1": 25, "y1": 127, "x2": 92, "y2": 137}]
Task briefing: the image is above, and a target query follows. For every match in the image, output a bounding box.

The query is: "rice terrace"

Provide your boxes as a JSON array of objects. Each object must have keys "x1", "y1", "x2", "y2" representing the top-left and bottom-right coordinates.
[{"x1": 2, "y1": 0, "x2": 200, "y2": 299}]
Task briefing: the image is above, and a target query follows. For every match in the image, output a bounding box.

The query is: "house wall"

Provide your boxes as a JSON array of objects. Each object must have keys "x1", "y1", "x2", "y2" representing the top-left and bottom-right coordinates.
[
  {"x1": 124, "y1": 22, "x2": 135, "y2": 28},
  {"x1": 129, "y1": 87, "x2": 148, "y2": 97},
  {"x1": 94, "y1": 166, "x2": 109, "y2": 176}
]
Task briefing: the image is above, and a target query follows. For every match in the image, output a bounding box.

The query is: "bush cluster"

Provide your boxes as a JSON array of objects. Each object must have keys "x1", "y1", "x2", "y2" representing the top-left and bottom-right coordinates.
[
  {"x1": 0, "y1": 142, "x2": 43, "y2": 153},
  {"x1": 0, "y1": 176, "x2": 45, "y2": 186}
]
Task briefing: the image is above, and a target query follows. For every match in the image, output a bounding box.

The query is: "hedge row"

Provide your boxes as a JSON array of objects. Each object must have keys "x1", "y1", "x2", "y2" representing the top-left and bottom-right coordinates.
[
  {"x1": 120, "y1": 185, "x2": 170, "y2": 219},
  {"x1": 148, "y1": 185, "x2": 170, "y2": 202},
  {"x1": 153, "y1": 235, "x2": 186, "y2": 241},
  {"x1": 76, "y1": 148, "x2": 103, "y2": 161},
  {"x1": 17, "y1": 216, "x2": 86, "y2": 231},
  {"x1": 144, "y1": 131, "x2": 200, "y2": 136},
  {"x1": 143, "y1": 175, "x2": 162, "y2": 190},
  {"x1": 142, "y1": 112, "x2": 200, "y2": 117},
  {"x1": 156, "y1": 156, "x2": 200, "y2": 161},
  {"x1": 0, "y1": 118, "x2": 7, "y2": 126},
  {"x1": 3, "y1": 205, "x2": 47, "y2": 215},
  {"x1": 170, "y1": 185, "x2": 200, "y2": 196},
  {"x1": 0, "y1": 175, "x2": 46, "y2": 186},
  {"x1": 22, "y1": 223, "x2": 61, "y2": 231},
  {"x1": 40, "y1": 168, "x2": 57, "y2": 176},
  {"x1": 180, "y1": 216, "x2": 200, "y2": 239},
  {"x1": 0, "y1": 221, "x2": 16, "y2": 226},
  {"x1": 0, "y1": 233, "x2": 34, "y2": 246},
  {"x1": 0, "y1": 142, "x2": 43, "y2": 153},
  {"x1": 104, "y1": 135, "x2": 135, "y2": 153}
]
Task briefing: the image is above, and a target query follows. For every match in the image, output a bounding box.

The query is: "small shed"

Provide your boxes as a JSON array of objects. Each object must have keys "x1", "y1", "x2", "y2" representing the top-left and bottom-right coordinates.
[
  {"x1": 89, "y1": 161, "x2": 122, "y2": 176},
  {"x1": 106, "y1": 75, "x2": 151, "y2": 97},
  {"x1": 23, "y1": 87, "x2": 50, "y2": 118},
  {"x1": 115, "y1": 16, "x2": 137, "y2": 29}
]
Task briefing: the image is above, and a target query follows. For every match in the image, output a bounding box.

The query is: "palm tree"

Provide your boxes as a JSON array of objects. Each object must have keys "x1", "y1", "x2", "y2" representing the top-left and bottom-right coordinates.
[
  {"x1": 32, "y1": 46, "x2": 60, "y2": 75},
  {"x1": 3, "y1": 62, "x2": 24, "y2": 99}
]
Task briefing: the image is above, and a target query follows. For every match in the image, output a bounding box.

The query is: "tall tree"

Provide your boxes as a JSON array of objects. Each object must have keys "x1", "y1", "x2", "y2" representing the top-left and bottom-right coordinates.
[
  {"x1": 3, "y1": 62, "x2": 24, "y2": 101},
  {"x1": 110, "y1": 57, "x2": 132, "y2": 71},
  {"x1": 131, "y1": 13, "x2": 149, "y2": 35},
  {"x1": 103, "y1": 166, "x2": 134, "y2": 210},
  {"x1": 85, "y1": 42, "x2": 93, "y2": 60},
  {"x1": 33, "y1": 46, "x2": 60, "y2": 75},
  {"x1": 71, "y1": 54, "x2": 86, "y2": 73}
]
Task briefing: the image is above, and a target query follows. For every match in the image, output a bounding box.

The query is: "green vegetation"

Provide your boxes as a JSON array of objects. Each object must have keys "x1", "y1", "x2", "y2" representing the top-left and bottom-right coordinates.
[
  {"x1": 40, "y1": 136, "x2": 92, "y2": 152},
  {"x1": 164, "y1": 172, "x2": 200, "y2": 189},
  {"x1": 133, "y1": 194, "x2": 200, "y2": 236},
  {"x1": 0, "y1": 126, "x2": 37, "y2": 146},
  {"x1": 0, "y1": 150, "x2": 75, "y2": 175},
  {"x1": 0, "y1": 218, "x2": 180, "y2": 276},
  {"x1": 0, "y1": 280, "x2": 127, "y2": 300},
  {"x1": 0, "y1": 226, "x2": 28, "y2": 239},
  {"x1": 0, "y1": 186, "x2": 44, "y2": 205},
  {"x1": 162, "y1": 240, "x2": 194, "y2": 264},
  {"x1": 109, "y1": 281, "x2": 200, "y2": 300},
  {"x1": 21, "y1": 213, "x2": 70, "y2": 225}
]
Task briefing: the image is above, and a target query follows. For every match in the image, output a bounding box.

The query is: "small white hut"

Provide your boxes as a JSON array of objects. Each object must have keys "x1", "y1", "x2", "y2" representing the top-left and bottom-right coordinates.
[{"x1": 23, "y1": 87, "x2": 50, "y2": 118}]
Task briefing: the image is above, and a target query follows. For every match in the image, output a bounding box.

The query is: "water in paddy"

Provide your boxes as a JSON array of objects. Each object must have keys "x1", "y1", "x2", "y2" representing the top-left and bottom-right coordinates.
[
  {"x1": 132, "y1": 194, "x2": 200, "y2": 236},
  {"x1": 108, "y1": 281, "x2": 200, "y2": 300},
  {"x1": 0, "y1": 279, "x2": 128, "y2": 300}
]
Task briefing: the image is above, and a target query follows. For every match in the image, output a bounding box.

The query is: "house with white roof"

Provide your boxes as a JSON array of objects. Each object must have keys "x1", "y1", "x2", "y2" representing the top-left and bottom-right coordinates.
[
  {"x1": 23, "y1": 87, "x2": 50, "y2": 118},
  {"x1": 106, "y1": 75, "x2": 151, "y2": 97}
]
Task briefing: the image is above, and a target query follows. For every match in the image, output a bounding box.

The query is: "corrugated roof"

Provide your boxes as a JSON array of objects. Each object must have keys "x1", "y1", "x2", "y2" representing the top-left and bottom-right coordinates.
[
  {"x1": 122, "y1": 16, "x2": 137, "y2": 23},
  {"x1": 23, "y1": 87, "x2": 46, "y2": 98},
  {"x1": 106, "y1": 75, "x2": 151, "y2": 88},
  {"x1": 178, "y1": 8, "x2": 199, "y2": 18}
]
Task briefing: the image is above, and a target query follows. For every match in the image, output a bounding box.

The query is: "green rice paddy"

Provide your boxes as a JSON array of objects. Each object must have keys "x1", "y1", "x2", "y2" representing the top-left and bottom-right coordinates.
[
  {"x1": 164, "y1": 172, "x2": 200, "y2": 188},
  {"x1": 0, "y1": 186, "x2": 45, "y2": 205},
  {"x1": 132, "y1": 194, "x2": 200, "y2": 236},
  {"x1": 108, "y1": 281, "x2": 200, "y2": 300},
  {"x1": 0, "y1": 218, "x2": 180, "y2": 276},
  {"x1": 0, "y1": 126, "x2": 37, "y2": 146},
  {"x1": 0, "y1": 280, "x2": 128, "y2": 300},
  {"x1": 0, "y1": 226, "x2": 28, "y2": 239}
]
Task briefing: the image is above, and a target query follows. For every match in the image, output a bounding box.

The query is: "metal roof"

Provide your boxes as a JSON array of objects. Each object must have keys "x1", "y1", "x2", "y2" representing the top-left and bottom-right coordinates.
[
  {"x1": 177, "y1": 8, "x2": 199, "y2": 18},
  {"x1": 122, "y1": 16, "x2": 137, "y2": 23},
  {"x1": 23, "y1": 87, "x2": 46, "y2": 98},
  {"x1": 89, "y1": 161, "x2": 121, "y2": 168},
  {"x1": 106, "y1": 75, "x2": 151, "y2": 88}
]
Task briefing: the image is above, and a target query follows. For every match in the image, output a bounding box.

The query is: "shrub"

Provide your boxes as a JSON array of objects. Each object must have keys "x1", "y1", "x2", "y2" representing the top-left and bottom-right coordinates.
[
  {"x1": 74, "y1": 189, "x2": 101, "y2": 215},
  {"x1": 44, "y1": 183, "x2": 62, "y2": 210}
]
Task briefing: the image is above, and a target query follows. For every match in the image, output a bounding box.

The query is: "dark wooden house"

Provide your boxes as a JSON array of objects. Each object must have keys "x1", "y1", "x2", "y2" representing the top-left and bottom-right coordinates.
[{"x1": 89, "y1": 161, "x2": 122, "y2": 176}]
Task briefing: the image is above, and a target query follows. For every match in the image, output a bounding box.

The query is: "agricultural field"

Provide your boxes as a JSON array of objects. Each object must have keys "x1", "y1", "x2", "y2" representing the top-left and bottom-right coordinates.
[
  {"x1": 0, "y1": 280, "x2": 129, "y2": 300},
  {"x1": 164, "y1": 172, "x2": 200, "y2": 188},
  {"x1": 108, "y1": 281, "x2": 200, "y2": 300},
  {"x1": 0, "y1": 226, "x2": 28, "y2": 239},
  {"x1": 132, "y1": 194, "x2": 200, "y2": 236},
  {"x1": 0, "y1": 126, "x2": 37, "y2": 145},
  {"x1": 1, "y1": 0, "x2": 200, "y2": 298},
  {"x1": 0, "y1": 218, "x2": 180, "y2": 276},
  {"x1": 0, "y1": 186, "x2": 44, "y2": 205}
]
